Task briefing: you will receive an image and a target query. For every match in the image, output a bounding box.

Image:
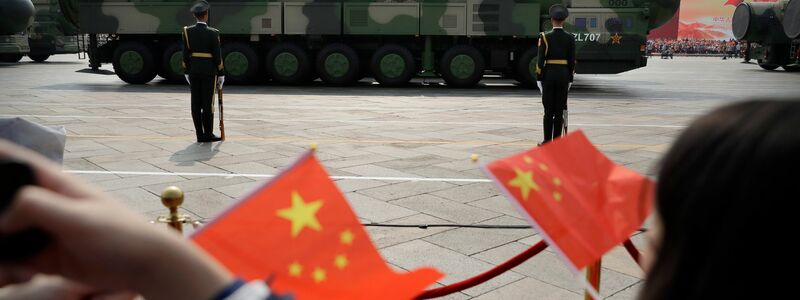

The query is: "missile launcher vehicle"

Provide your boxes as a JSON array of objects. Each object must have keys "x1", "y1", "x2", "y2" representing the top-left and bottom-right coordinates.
[{"x1": 64, "y1": 0, "x2": 679, "y2": 86}]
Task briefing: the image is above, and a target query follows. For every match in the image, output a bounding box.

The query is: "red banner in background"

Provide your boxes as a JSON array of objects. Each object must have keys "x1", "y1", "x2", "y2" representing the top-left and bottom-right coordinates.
[{"x1": 649, "y1": 0, "x2": 778, "y2": 40}]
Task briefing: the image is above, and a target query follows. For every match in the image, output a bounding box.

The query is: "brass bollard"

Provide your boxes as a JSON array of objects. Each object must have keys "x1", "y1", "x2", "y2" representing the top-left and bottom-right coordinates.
[
  {"x1": 155, "y1": 186, "x2": 202, "y2": 234},
  {"x1": 160, "y1": 186, "x2": 185, "y2": 233}
]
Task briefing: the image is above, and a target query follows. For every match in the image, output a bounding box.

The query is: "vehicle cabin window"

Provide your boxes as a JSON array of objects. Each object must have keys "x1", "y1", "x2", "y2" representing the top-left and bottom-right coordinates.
[
  {"x1": 574, "y1": 17, "x2": 587, "y2": 29},
  {"x1": 590, "y1": 18, "x2": 598, "y2": 28}
]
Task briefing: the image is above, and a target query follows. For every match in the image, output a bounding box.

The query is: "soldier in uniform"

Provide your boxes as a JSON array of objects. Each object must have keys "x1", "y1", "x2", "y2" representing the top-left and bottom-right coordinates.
[
  {"x1": 183, "y1": 0, "x2": 225, "y2": 143},
  {"x1": 536, "y1": 4, "x2": 576, "y2": 144}
]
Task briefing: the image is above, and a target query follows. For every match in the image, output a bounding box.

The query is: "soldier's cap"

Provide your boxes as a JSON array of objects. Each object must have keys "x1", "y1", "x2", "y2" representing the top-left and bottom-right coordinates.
[
  {"x1": 190, "y1": 0, "x2": 210, "y2": 14},
  {"x1": 549, "y1": 4, "x2": 569, "y2": 21}
]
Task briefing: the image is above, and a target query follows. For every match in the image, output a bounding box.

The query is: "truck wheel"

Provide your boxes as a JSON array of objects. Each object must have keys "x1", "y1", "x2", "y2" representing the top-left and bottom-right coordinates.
[
  {"x1": 223, "y1": 42, "x2": 259, "y2": 84},
  {"x1": 371, "y1": 44, "x2": 415, "y2": 86},
  {"x1": 267, "y1": 43, "x2": 311, "y2": 85},
  {"x1": 757, "y1": 59, "x2": 779, "y2": 70},
  {"x1": 29, "y1": 54, "x2": 50, "y2": 62},
  {"x1": 112, "y1": 42, "x2": 157, "y2": 84},
  {"x1": 440, "y1": 45, "x2": 484, "y2": 88},
  {"x1": 160, "y1": 43, "x2": 185, "y2": 83},
  {"x1": 515, "y1": 47, "x2": 538, "y2": 88},
  {"x1": 782, "y1": 65, "x2": 800, "y2": 72},
  {"x1": 0, "y1": 54, "x2": 24, "y2": 63},
  {"x1": 316, "y1": 43, "x2": 360, "y2": 85}
]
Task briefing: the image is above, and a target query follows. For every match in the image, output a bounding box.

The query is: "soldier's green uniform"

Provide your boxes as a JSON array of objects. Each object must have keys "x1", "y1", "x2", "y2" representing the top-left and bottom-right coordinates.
[
  {"x1": 536, "y1": 4, "x2": 576, "y2": 143},
  {"x1": 183, "y1": 0, "x2": 224, "y2": 143}
]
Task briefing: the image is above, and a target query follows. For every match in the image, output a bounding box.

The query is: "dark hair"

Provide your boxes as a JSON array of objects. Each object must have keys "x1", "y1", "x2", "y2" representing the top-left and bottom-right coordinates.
[
  {"x1": 194, "y1": 11, "x2": 208, "y2": 19},
  {"x1": 639, "y1": 100, "x2": 800, "y2": 299}
]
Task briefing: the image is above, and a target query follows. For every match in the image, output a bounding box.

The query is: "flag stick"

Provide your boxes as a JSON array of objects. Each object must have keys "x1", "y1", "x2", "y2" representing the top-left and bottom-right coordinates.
[
  {"x1": 218, "y1": 84, "x2": 225, "y2": 141},
  {"x1": 585, "y1": 260, "x2": 602, "y2": 300}
]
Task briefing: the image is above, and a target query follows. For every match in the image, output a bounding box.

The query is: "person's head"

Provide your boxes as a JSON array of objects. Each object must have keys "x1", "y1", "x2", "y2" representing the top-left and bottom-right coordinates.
[
  {"x1": 549, "y1": 4, "x2": 568, "y2": 27},
  {"x1": 191, "y1": 0, "x2": 209, "y2": 22},
  {"x1": 640, "y1": 100, "x2": 800, "y2": 299}
]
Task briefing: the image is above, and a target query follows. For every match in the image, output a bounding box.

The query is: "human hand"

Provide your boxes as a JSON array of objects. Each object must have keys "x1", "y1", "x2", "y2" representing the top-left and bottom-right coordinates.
[
  {"x1": 568, "y1": 83, "x2": 572, "y2": 91},
  {"x1": 0, "y1": 275, "x2": 135, "y2": 300},
  {"x1": 537, "y1": 81, "x2": 543, "y2": 94},
  {"x1": 185, "y1": 74, "x2": 190, "y2": 85},
  {"x1": 217, "y1": 76, "x2": 225, "y2": 89},
  {"x1": 0, "y1": 140, "x2": 233, "y2": 300}
]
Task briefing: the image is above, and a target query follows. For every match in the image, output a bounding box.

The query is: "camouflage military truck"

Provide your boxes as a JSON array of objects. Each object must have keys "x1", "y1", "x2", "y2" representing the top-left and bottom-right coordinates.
[
  {"x1": 27, "y1": 0, "x2": 81, "y2": 62},
  {"x1": 66, "y1": 0, "x2": 678, "y2": 87},
  {"x1": 0, "y1": 0, "x2": 35, "y2": 63},
  {"x1": 733, "y1": 0, "x2": 800, "y2": 72}
]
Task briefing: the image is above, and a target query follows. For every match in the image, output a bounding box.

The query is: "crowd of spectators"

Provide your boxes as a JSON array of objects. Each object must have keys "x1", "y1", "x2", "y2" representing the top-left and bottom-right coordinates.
[{"x1": 647, "y1": 39, "x2": 743, "y2": 59}]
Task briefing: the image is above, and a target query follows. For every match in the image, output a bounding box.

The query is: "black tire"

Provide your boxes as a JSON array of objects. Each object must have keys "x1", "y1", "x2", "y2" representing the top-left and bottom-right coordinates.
[
  {"x1": 782, "y1": 65, "x2": 800, "y2": 72},
  {"x1": 0, "y1": 54, "x2": 24, "y2": 63},
  {"x1": 266, "y1": 43, "x2": 311, "y2": 85},
  {"x1": 515, "y1": 47, "x2": 538, "y2": 88},
  {"x1": 28, "y1": 54, "x2": 50, "y2": 62},
  {"x1": 316, "y1": 43, "x2": 360, "y2": 85},
  {"x1": 222, "y1": 42, "x2": 260, "y2": 84},
  {"x1": 159, "y1": 43, "x2": 185, "y2": 83},
  {"x1": 112, "y1": 41, "x2": 157, "y2": 84},
  {"x1": 439, "y1": 45, "x2": 485, "y2": 88},
  {"x1": 757, "y1": 59, "x2": 779, "y2": 70},
  {"x1": 371, "y1": 44, "x2": 415, "y2": 86}
]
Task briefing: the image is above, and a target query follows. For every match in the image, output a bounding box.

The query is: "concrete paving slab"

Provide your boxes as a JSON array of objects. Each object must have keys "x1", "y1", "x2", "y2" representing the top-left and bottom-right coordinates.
[{"x1": 4, "y1": 55, "x2": 797, "y2": 299}]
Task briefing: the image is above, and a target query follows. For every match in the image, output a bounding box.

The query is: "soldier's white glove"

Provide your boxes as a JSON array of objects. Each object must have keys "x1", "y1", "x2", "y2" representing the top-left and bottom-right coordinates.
[
  {"x1": 537, "y1": 81, "x2": 543, "y2": 94},
  {"x1": 217, "y1": 76, "x2": 225, "y2": 89},
  {"x1": 568, "y1": 83, "x2": 572, "y2": 91},
  {"x1": 185, "y1": 74, "x2": 190, "y2": 85}
]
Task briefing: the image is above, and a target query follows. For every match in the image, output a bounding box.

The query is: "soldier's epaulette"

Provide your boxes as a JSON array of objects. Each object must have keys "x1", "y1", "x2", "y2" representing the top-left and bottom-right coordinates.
[{"x1": 209, "y1": 27, "x2": 219, "y2": 32}]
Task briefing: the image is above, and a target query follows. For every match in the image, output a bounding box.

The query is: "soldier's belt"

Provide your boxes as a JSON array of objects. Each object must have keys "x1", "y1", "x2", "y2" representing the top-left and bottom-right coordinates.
[
  {"x1": 191, "y1": 52, "x2": 213, "y2": 58},
  {"x1": 546, "y1": 59, "x2": 568, "y2": 65}
]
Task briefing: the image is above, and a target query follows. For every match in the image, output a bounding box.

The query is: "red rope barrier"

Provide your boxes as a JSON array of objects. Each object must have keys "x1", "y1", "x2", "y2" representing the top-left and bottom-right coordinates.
[
  {"x1": 415, "y1": 240, "x2": 548, "y2": 299},
  {"x1": 623, "y1": 239, "x2": 641, "y2": 266}
]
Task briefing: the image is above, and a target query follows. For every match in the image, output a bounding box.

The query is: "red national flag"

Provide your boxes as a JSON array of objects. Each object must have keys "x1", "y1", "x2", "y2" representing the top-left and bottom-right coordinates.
[
  {"x1": 193, "y1": 152, "x2": 442, "y2": 299},
  {"x1": 485, "y1": 131, "x2": 653, "y2": 271}
]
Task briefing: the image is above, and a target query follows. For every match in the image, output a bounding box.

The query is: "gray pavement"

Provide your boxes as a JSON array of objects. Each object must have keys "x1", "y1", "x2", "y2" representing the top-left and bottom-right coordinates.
[{"x1": 1, "y1": 55, "x2": 798, "y2": 299}]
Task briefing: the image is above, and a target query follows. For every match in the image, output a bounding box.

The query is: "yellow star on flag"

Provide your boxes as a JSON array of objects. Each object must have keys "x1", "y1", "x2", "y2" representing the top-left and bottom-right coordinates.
[
  {"x1": 312, "y1": 267, "x2": 327, "y2": 283},
  {"x1": 553, "y1": 191, "x2": 563, "y2": 202},
  {"x1": 507, "y1": 167, "x2": 540, "y2": 201},
  {"x1": 340, "y1": 229, "x2": 354, "y2": 245},
  {"x1": 277, "y1": 191, "x2": 323, "y2": 238},
  {"x1": 334, "y1": 254, "x2": 348, "y2": 270},
  {"x1": 288, "y1": 261, "x2": 303, "y2": 277},
  {"x1": 611, "y1": 33, "x2": 622, "y2": 44}
]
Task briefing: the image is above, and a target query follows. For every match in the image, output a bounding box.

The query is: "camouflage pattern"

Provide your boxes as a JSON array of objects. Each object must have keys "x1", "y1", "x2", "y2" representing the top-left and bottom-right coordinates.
[
  {"x1": 29, "y1": 0, "x2": 80, "y2": 57},
  {"x1": 79, "y1": 0, "x2": 281, "y2": 35},
  {"x1": 0, "y1": 0, "x2": 35, "y2": 56},
  {"x1": 284, "y1": 1, "x2": 341, "y2": 35},
  {"x1": 63, "y1": 0, "x2": 679, "y2": 84},
  {"x1": 733, "y1": 0, "x2": 799, "y2": 71}
]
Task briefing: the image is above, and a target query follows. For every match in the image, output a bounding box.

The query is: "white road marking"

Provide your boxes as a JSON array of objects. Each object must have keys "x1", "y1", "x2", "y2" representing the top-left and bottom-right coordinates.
[
  {"x1": 66, "y1": 170, "x2": 493, "y2": 183},
  {"x1": 4, "y1": 114, "x2": 687, "y2": 128}
]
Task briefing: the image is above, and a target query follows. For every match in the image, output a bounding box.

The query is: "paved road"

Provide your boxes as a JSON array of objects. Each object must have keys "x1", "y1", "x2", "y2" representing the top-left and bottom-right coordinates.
[{"x1": 1, "y1": 55, "x2": 798, "y2": 299}]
